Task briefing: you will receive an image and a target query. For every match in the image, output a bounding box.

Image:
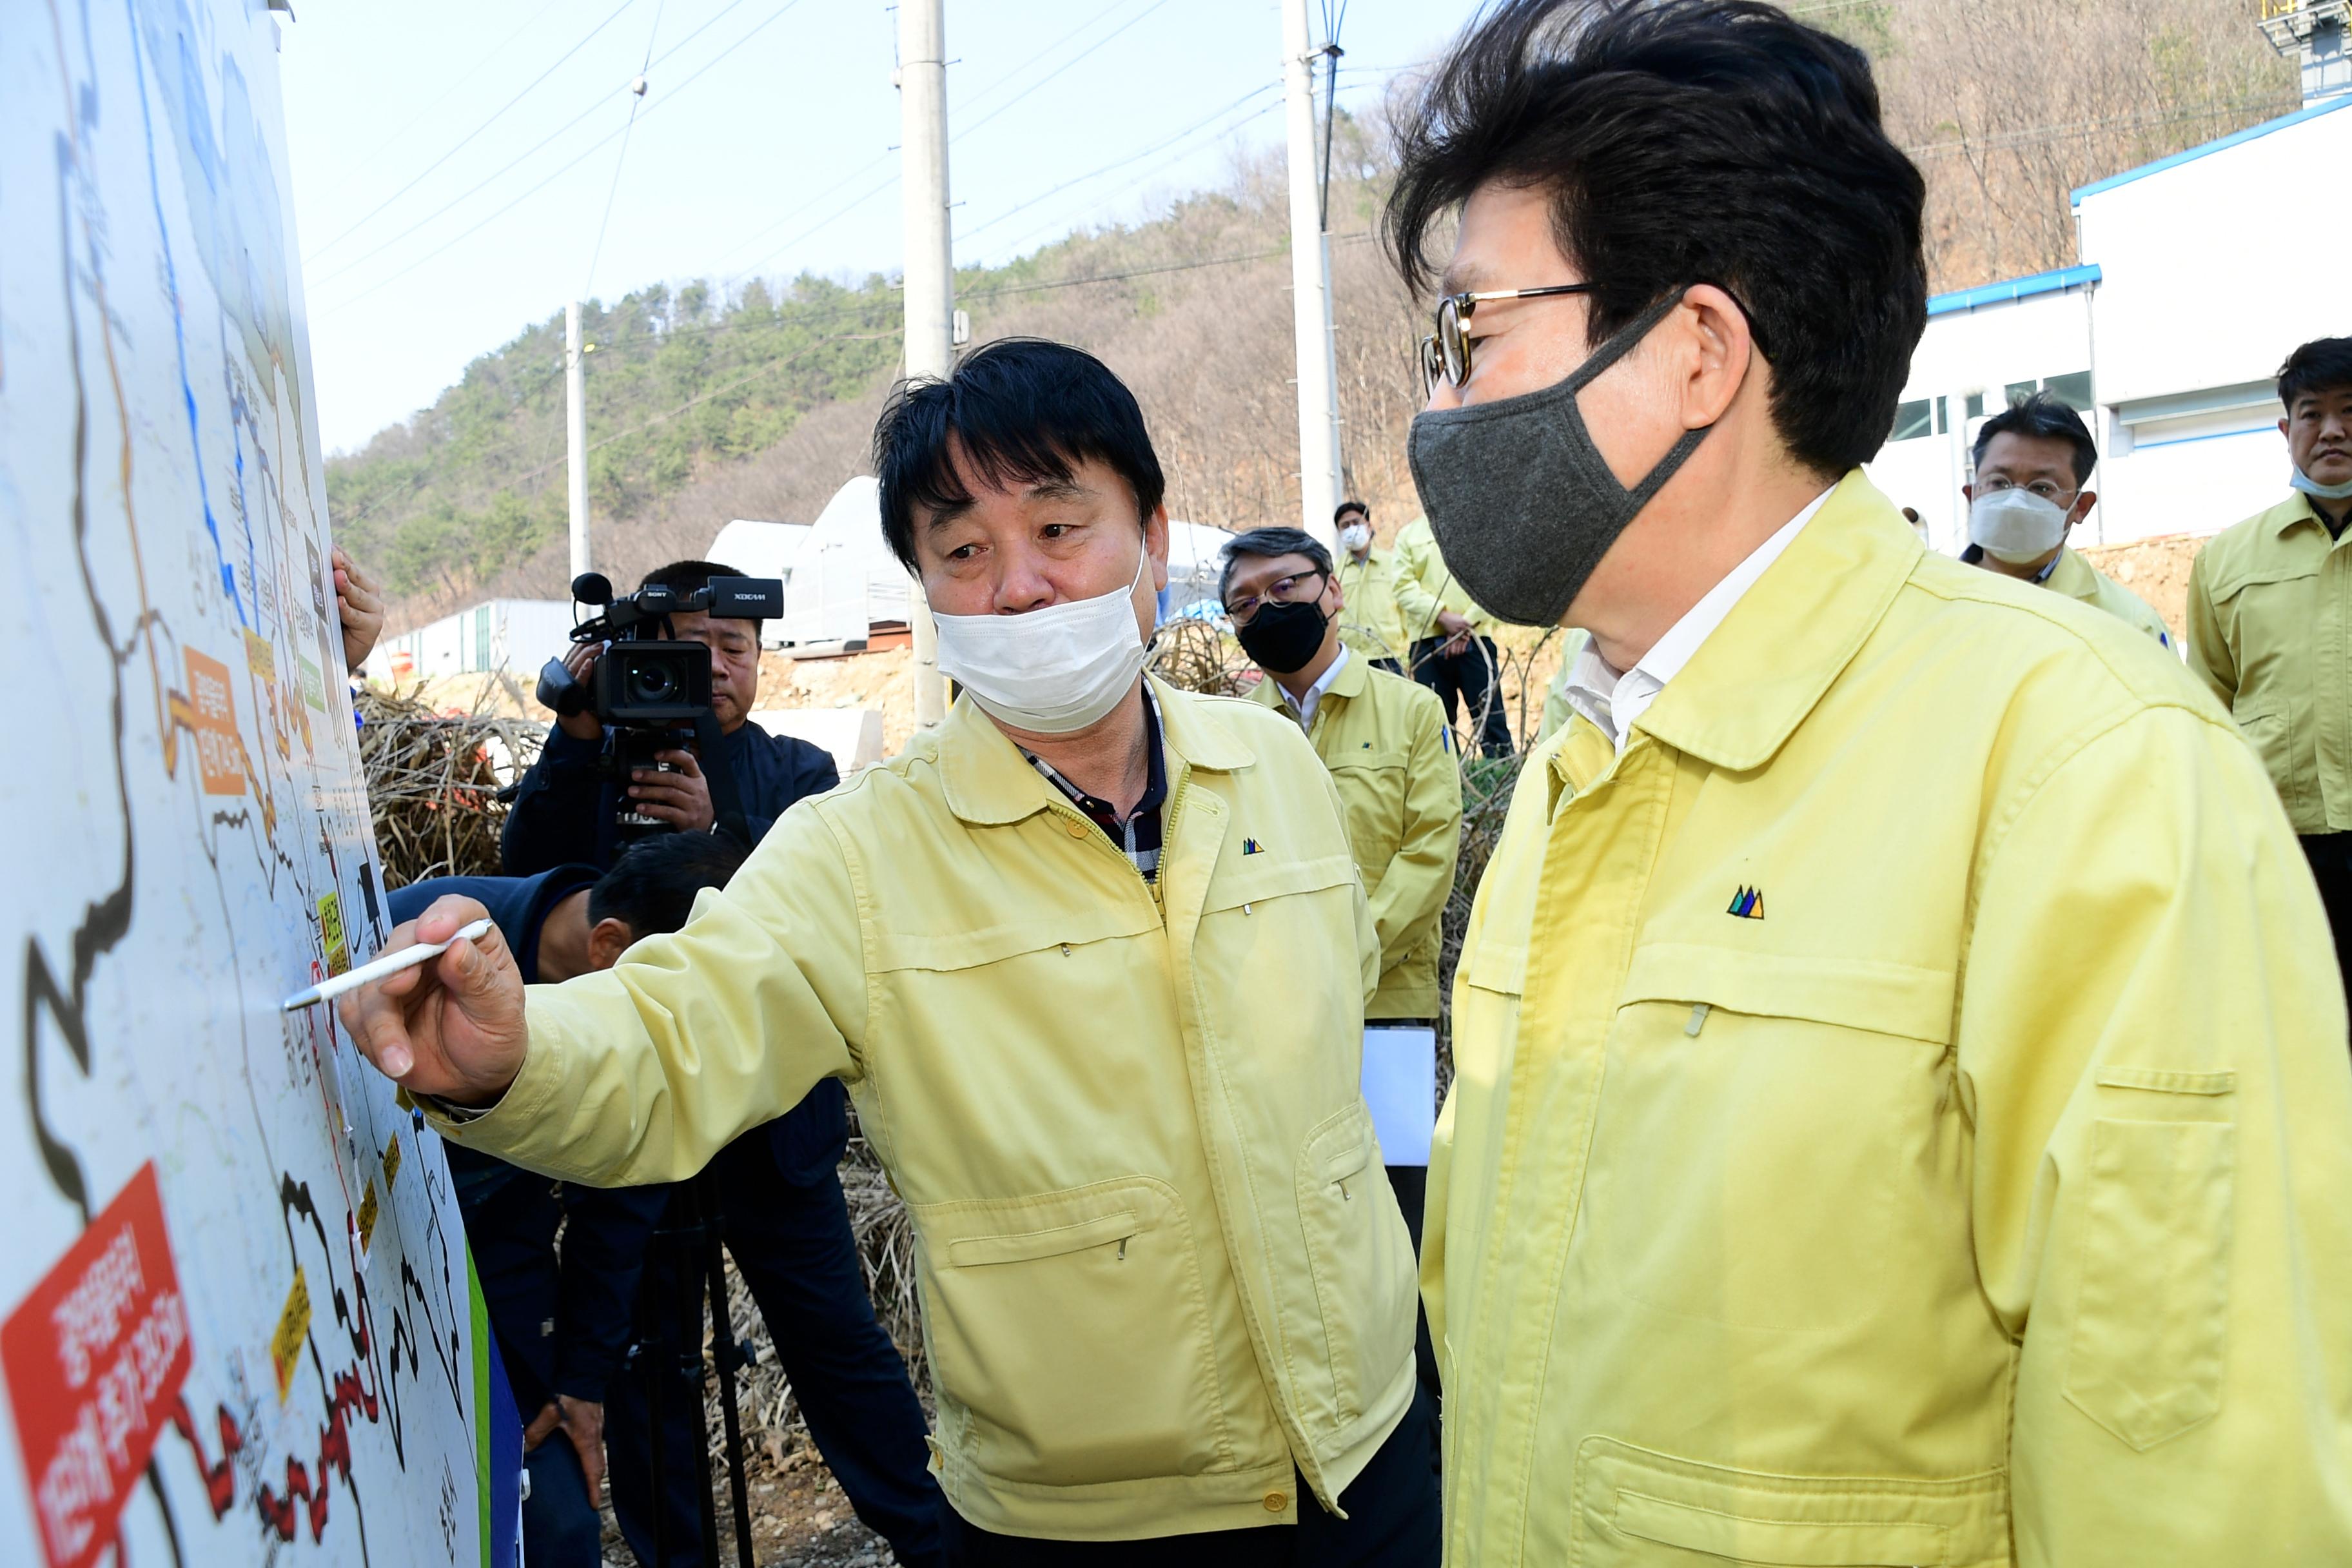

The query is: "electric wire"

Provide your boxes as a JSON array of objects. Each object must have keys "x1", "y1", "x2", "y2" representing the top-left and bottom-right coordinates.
[
  {"x1": 306, "y1": 0, "x2": 642, "y2": 262},
  {"x1": 718, "y1": 0, "x2": 1181, "y2": 288},
  {"x1": 584, "y1": 0, "x2": 671, "y2": 299},
  {"x1": 332, "y1": 0, "x2": 573, "y2": 185},
  {"x1": 313, "y1": 0, "x2": 808, "y2": 315}
]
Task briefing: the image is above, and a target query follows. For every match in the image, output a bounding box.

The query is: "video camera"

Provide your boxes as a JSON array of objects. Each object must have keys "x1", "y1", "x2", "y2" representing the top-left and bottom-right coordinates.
[{"x1": 535, "y1": 571, "x2": 783, "y2": 843}]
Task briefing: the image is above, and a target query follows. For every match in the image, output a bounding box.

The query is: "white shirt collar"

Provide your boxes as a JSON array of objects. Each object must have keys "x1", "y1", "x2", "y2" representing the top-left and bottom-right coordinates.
[
  {"x1": 1563, "y1": 487, "x2": 1834, "y2": 755},
  {"x1": 1277, "y1": 643, "x2": 1350, "y2": 732}
]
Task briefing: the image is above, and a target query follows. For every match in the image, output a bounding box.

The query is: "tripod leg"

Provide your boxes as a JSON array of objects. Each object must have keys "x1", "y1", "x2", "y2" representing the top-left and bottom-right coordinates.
[
  {"x1": 682, "y1": 1190, "x2": 721, "y2": 1564},
  {"x1": 703, "y1": 1179, "x2": 756, "y2": 1568}
]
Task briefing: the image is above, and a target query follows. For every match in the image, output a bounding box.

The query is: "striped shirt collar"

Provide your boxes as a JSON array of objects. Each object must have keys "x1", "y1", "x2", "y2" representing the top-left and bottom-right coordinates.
[{"x1": 1021, "y1": 687, "x2": 1168, "y2": 883}]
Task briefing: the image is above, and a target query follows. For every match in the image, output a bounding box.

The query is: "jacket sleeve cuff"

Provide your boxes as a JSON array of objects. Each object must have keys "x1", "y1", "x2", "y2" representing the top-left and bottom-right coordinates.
[{"x1": 417, "y1": 1013, "x2": 567, "y2": 1148}]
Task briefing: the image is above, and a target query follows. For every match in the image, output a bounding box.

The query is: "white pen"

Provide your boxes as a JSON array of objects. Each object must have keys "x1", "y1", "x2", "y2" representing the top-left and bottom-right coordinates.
[{"x1": 280, "y1": 917, "x2": 496, "y2": 1013}]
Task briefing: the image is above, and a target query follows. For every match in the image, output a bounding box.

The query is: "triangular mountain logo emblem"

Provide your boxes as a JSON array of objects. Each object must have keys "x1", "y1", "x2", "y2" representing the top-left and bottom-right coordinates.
[{"x1": 1727, "y1": 885, "x2": 1764, "y2": 919}]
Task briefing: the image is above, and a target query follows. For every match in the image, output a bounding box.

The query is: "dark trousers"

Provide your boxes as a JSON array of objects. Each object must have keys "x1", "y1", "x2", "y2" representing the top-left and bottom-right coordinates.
[
  {"x1": 937, "y1": 1383, "x2": 1442, "y2": 1567},
  {"x1": 609, "y1": 1144, "x2": 944, "y2": 1568},
  {"x1": 1382, "y1": 1165, "x2": 1442, "y2": 1419},
  {"x1": 1369, "y1": 657, "x2": 1403, "y2": 677},
  {"x1": 522, "y1": 1433, "x2": 605, "y2": 1568},
  {"x1": 1409, "y1": 636, "x2": 1513, "y2": 757},
  {"x1": 2302, "y1": 834, "x2": 2352, "y2": 1045}
]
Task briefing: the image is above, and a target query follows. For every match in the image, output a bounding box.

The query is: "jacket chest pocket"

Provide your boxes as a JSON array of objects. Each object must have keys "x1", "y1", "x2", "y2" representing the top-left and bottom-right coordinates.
[
  {"x1": 1583, "y1": 945, "x2": 1954, "y2": 1332},
  {"x1": 910, "y1": 1178, "x2": 1231, "y2": 1487}
]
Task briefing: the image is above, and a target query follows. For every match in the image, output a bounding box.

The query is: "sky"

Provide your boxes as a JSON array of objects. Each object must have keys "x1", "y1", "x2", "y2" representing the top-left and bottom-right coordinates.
[{"x1": 279, "y1": 0, "x2": 1487, "y2": 455}]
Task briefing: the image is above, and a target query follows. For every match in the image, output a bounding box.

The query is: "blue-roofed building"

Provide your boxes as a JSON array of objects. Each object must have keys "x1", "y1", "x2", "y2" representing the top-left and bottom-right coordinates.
[{"x1": 1866, "y1": 21, "x2": 2352, "y2": 556}]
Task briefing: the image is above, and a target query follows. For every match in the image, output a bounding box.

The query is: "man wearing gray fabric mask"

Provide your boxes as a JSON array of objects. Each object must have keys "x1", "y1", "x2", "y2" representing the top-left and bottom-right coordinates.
[{"x1": 1392, "y1": 1, "x2": 2352, "y2": 1563}]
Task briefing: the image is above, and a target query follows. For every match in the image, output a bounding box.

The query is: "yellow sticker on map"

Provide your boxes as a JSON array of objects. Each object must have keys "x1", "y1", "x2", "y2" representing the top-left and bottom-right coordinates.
[
  {"x1": 244, "y1": 629, "x2": 276, "y2": 681},
  {"x1": 270, "y1": 1266, "x2": 311, "y2": 1402},
  {"x1": 317, "y1": 892, "x2": 349, "y2": 977},
  {"x1": 381, "y1": 1133, "x2": 402, "y2": 1191},
  {"x1": 355, "y1": 1181, "x2": 380, "y2": 1253}
]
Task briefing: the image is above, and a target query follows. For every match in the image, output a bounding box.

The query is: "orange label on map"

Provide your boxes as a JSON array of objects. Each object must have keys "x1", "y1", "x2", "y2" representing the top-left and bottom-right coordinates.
[
  {"x1": 184, "y1": 649, "x2": 244, "y2": 796},
  {"x1": 242, "y1": 629, "x2": 275, "y2": 681}
]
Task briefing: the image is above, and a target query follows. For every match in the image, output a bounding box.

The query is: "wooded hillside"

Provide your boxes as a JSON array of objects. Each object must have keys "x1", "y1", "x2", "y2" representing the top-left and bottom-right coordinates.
[{"x1": 336, "y1": 0, "x2": 2297, "y2": 632}]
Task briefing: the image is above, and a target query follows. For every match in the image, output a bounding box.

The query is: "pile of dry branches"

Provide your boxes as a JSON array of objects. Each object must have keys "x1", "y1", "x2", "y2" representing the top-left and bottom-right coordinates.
[{"x1": 355, "y1": 684, "x2": 544, "y2": 887}]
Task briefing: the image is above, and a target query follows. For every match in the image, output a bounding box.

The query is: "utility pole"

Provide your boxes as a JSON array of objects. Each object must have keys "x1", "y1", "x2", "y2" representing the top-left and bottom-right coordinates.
[
  {"x1": 899, "y1": 0, "x2": 952, "y2": 729},
  {"x1": 1282, "y1": 0, "x2": 1342, "y2": 551},
  {"x1": 565, "y1": 300, "x2": 592, "y2": 580}
]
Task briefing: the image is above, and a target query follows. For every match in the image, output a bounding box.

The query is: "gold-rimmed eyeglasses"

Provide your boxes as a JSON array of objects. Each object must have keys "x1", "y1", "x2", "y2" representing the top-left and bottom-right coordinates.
[{"x1": 1418, "y1": 284, "x2": 1597, "y2": 397}]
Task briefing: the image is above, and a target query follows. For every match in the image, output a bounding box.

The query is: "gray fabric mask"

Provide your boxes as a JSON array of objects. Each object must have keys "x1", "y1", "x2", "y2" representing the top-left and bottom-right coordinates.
[{"x1": 1406, "y1": 295, "x2": 1712, "y2": 627}]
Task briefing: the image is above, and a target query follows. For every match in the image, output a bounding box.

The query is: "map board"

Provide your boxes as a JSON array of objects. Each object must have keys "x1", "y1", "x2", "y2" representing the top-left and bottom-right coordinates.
[{"x1": 1, "y1": 3, "x2": 484, "y2": 1563}]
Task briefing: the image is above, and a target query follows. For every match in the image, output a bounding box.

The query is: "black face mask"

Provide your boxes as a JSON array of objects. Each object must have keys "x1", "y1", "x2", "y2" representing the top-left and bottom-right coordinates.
[
  {"x1": 1406, "y1": 295, "x2": 1716, "y2": 627},
  {"x1": 1235, "y1": 598, "x2": 1328, "y2": 676}
]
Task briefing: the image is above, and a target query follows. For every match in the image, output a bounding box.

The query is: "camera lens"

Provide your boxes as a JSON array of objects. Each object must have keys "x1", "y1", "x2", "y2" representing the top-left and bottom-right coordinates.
[{"x1": 627, "y1": 660, "x2": 681, "y2": 705}]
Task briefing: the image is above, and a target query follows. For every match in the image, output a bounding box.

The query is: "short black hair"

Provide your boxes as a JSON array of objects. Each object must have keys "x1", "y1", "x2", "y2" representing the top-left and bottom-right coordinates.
[
  {"x1": 641, "y1": 560, "x2": 764, "y2": 623},
  {"x1": 1386, "y1": 0, "x2": 1927, "y2": 476},
  {"x1": 587, "y1": 831, "x2": 748, "y2": 937},
  {"x1": 1335, "y1": 500, "x2": 1370, "y2": 525},
  {"x1": 872, "y1": 338, "x2": 1167, "y2": 573},
  {"x1": 2278, "y1": 338, "x2": 2352, "y2": 410},
  {"x1": 1219, "y1": 527, "x2": 1333, "y2": 602},
  {"x1": 1972, "y1": 391, "x2": 2097, "y2": 487}
]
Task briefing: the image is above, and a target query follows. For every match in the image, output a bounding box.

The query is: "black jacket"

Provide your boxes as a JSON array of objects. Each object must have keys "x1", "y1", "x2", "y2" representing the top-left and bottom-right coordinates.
[
  {"x1": 500, "y1": 720, "x2": 839, "y2": 874},
  {"x1": 391, "y1": 867, "x2": 667, "y2": 1411}
]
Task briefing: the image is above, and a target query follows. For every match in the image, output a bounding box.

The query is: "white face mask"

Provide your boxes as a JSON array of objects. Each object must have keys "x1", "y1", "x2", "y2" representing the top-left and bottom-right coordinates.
[
  {"x1": 2289, "y1": 464, "x2": 2352, "y2": 501},
  {"x1": 1338, "y1": 522, "x2": 1371, "y2": 554},
  {"x1": 930, "y1": 545, "x2": 1151, "y2": 734},
  {"x1": 1968, "y1": 487, "x2": 2072, "y2": 565}
]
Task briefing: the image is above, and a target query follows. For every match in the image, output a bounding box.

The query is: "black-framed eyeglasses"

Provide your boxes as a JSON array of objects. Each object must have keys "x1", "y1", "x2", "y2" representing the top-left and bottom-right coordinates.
[
  {"x1": 1418, "y1": 285, "x2": 1596, "y2": 397},
  {"x1": 1223, "y1": 569, "x2": 1328, "y2": 627}
]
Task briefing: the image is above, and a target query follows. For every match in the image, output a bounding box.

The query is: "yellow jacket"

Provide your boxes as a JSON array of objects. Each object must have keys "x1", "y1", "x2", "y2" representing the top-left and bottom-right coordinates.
[
  {"x1": 2186, "y1": 492, "x2": 2352, "y2": 832},
  {"x1": 434, "y1": 681, "x2": 1418, "y2": 1541},
  {"x1": 1335, "y1": 547, "x2": 1409, "y2": 665},
  {"x1": 1391, "y1": 516, "x2": 1500, "y2": 645},
  {"x1": 1429, "y1": 473, "x2": 2352, "y2": 1565},
  {"x1": 1254, "y1": 651, "x2": 1461, "y2": 1017},
  {"x1": 2044, "y1": 545, "x2": 2171, "y2": 648}
]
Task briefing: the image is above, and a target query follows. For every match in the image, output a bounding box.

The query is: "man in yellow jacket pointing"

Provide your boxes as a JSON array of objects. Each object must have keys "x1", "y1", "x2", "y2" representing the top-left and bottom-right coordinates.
[
  {"x1": 1389, "y1": 1, "x2": 2352, "y2": 1563},
  {"x1": 337, "y1": 340, "x2": 1439, "y2": 1567}
]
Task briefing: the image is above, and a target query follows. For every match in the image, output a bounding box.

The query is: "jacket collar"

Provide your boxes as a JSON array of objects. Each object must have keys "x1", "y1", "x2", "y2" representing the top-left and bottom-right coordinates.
[
  {"x1": 938, "y1": 675, "x2": 1254, "y2": 825},
  {"x1": 2275, "y1": 491, "x2": 2328, "y2": 538},
  {"x1": 1629, "y1": 469, "x2": 1921, "y2": 774},
  {"x1": 2043, "y1": 545, "x2": 2098, "y2": 602},
  {"x1": 1248, "y1": 644, "x2": 1367, "y2": 712}
]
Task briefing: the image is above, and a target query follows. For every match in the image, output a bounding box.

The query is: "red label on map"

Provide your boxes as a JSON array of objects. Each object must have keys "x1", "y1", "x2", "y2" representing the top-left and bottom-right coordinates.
[{"x1": 3, "y1": 1164, "x2": 193, "y2": 1568}]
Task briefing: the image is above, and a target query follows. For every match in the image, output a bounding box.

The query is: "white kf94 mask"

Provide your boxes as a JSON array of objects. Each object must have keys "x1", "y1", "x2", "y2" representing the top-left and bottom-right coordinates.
[
  {"x1": 930, "y1": 545, "x2": 1151, "y2": 733},
  {"x1": 1968, "y1": 487, "x2": 2072, "y2": 565}
]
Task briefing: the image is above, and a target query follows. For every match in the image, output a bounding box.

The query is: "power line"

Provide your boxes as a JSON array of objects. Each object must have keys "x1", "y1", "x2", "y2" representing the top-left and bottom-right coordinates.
[
  {"x1": 947, "y1": 0, "x2": 1135, "y2": 126},
  {"x1": 313, "y1": 0, "x2": 809, "y2": 315},
  {"x1": 956, "y1": 83, "x2": 1279, "y2": 248},
  {"x1": 331, "y1": 0, "x2": 573, "y2": 185},
  {"x1": 306, "y1": 0, "x2": 642, "y2": 262},
  {"x1": 585, "y1": 0, "x2": 671, "y2": 299},
  {"x1": 952, "y1": 0, "x2": 1175, "y2": 144}
]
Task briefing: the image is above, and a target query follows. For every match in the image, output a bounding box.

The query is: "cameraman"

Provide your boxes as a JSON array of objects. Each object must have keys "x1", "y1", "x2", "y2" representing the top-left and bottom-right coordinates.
[
  {"x1": 499, "y1": 558, "x2": 943, "y2": 1566},
  {"x1": 500, "y1": 558, "x2": 840, "y2": 874}
]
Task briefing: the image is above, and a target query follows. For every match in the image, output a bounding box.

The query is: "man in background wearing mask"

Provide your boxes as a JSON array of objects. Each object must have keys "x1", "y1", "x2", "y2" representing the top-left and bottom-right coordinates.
[
  {"x1": 1331, "y1": 502, "x2": 1409, "y2": 672},
  {"x1": 2189, "y1": 335, "x2": 2352, "y2": 1026},
  {"x1": 1392, "y1": 1, "x2": 2352, "y2": 1561},
  {"x1": 1221, "y1": 524, "x2": 1461, "y2": 1412},
  {"x1": 1392, "y1": 514, "x2": 1515, "y2": 756},
  {"x1": 338, "y1": 338, "x2": 1439, "y2": 1568},
  {"x1": 1961, "y1": 392, "x2": 2170, "y2": 645}
]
